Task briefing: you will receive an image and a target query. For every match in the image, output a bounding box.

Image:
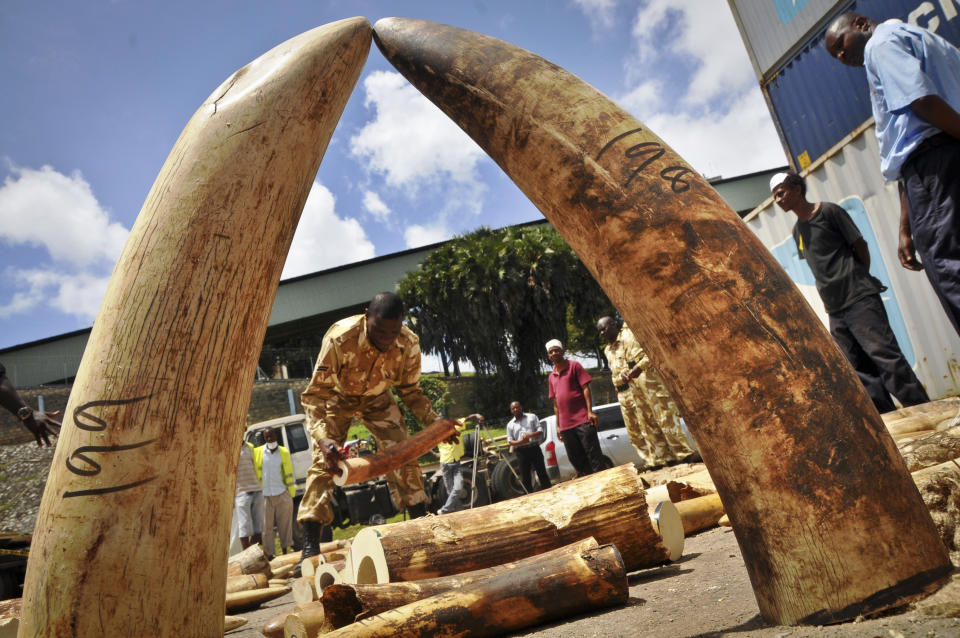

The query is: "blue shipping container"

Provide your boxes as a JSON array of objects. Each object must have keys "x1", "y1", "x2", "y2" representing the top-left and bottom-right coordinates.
[{"x1": 766, "y1": 0, "x2": 960, "y2": 168}]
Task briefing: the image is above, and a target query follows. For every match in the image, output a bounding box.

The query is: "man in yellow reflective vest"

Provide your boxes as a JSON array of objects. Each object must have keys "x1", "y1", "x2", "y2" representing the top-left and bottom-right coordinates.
[{"x1": 253, "y1": 427, "x2": 296, "y2": 559}]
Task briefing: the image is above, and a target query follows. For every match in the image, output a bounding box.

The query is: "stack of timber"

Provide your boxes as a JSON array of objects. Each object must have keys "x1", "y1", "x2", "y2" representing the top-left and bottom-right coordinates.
[{"x1": 348, "y1": 464, "x2": 682, "y2": 584}]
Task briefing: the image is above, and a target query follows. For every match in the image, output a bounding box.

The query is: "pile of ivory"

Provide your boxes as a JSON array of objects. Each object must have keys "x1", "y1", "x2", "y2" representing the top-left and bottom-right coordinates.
[
  {"x1": 264, "y1": 465, "x2": 677, "y2": 636},
  {"x1": 265, "y1": 539, "x2": 626, "y2": 638},
  {"x1": 225, "y1": 544, "x2": 290, "y2": 612},
  {"x1": 349, "y1": 463, "x2": 681, "y2": 584}
]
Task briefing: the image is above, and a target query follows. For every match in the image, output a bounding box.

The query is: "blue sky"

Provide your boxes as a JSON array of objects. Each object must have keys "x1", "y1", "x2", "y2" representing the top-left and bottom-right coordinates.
[{"x1": 0, "y1": 0, "x2": 786, "y2": 350}]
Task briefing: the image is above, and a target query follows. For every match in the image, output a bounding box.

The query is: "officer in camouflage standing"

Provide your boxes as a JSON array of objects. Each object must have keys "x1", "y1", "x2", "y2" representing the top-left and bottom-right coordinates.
[
  {"x1": 296, "y1": 292, "x2": 440, "y2": 572},
  {"x1": 597, "y1": 316, "x2": 696, "y2": 469}
]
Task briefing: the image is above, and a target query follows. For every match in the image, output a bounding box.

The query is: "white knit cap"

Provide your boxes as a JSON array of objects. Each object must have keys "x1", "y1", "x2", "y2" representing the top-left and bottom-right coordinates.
[
  {"x1": 769, "y1": 172, "x2": 791, "y2": 192},
  {"x1": 545, "y1": 339, "x2": 563, "y2": 352}
]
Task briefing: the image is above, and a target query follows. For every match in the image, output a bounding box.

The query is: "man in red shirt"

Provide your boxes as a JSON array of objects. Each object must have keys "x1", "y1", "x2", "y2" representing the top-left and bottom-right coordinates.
[{"x1": 546, "y1": 339, "x2": 604, "y2": 477}]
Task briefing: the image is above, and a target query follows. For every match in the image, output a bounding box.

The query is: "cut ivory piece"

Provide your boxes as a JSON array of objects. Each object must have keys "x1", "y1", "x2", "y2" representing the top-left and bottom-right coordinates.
[
  {"x1": 19, "y1": 18, "x2": 371, "y2": 638},
  {"x1": 332, "y1": 418, "x2": 459, "y2": 486},
  {"x1": 372, "y1": 17, "x2": 950, "y2": 625},
  {"x1": 349, "y1": 464, "x2": 678, "y2": 584},
  {"x1": 319, "y1": 545, "x2": 628, "y2": 638},
  {"x1": 320, "y1": 539, "x2": 601, "y2": 630}
]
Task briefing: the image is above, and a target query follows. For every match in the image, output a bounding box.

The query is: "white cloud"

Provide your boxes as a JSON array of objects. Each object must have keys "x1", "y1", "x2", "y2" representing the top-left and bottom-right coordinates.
[
  {"x1": 0, "y1": 164, "x2": 127, "y2": 268},
  {"x1": 404, "y1": 222, "x2": 449, "y2": 249},
  {"x1": 0, "y1": 268, "x2": 110, "y2": 321},
  {"x1": 362, "y1": 190, "x2": 391, "y2": 223},
  {"x1": 0, "y1": 164, "x2": 126, "y2": 322},
  {"x1": 628, "y1": 1, "x2": 756, "y2": 107},
  {"x1": 350, "y1": 71, "x2": 487, "y2": 192},
  {"x1": 572, "y1": 0, "x2": 618, "y2": 32},
  {"x1": 281, "y1": 181, "x2": 375, "y2": 280},
  {"x1": 616, "y1": 79, "x2": 663, "y2": 115},
  {"x1": 643, "y1": 87, "x2": 787, "y2": 178},
  {"x1": 614, "y1": 2, "x2": 784, "y2": 178}
]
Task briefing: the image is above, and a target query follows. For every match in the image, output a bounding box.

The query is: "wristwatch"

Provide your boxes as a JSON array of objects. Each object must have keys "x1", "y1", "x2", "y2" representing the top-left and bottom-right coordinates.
[{"x1": 17, "y1": 406, "x2": 33, "y2": 421}]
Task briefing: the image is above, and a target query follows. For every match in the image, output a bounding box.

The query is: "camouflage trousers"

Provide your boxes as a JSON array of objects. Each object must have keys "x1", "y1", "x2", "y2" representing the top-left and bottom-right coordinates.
[
  {"x1": 618, "y1": 368, "x2": 695, "y2": 466},
  {"x1": 297, "y1": 391, "x2": 427, "y2": 525}
]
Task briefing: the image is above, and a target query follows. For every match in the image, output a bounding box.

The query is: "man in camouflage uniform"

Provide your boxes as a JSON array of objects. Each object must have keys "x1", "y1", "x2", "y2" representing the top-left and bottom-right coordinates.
[
  {"x1": 296, "y1": 292, "x2": 439, "y2": 570},
  {"x1": 597, "y1": 316, "x2": 696, "y2": 468}
]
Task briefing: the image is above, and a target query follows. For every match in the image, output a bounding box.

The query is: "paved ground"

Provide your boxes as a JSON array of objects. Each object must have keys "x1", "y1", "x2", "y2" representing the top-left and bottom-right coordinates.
[{"x1": 227, "y1": 526, "x2": 960, "y2": 638}]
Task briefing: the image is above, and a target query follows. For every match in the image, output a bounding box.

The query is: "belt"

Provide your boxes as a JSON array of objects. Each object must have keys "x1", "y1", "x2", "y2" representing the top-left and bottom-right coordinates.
[
  {"x1": 906, "y1": 132, "x2": 955, "y2": 166},
  {"x1": 615, "y1": 383, "x2": 629, "y2": 392}
]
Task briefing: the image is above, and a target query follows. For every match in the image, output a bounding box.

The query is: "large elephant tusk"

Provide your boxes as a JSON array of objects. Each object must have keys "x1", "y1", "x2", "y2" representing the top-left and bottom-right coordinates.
[
  {"x1": 371, "y1": 17, "x2": 950, "y2": 625},
  {"x1": 19, "y1": 18, "x2": 371, "y2": 637}
]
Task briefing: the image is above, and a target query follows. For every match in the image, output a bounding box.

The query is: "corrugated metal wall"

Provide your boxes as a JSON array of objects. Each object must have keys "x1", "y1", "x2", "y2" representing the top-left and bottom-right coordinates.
[
  {"x1": 729, "y1": 0, "x2": 844, "y2": 77},
  {"x1": 744, "y1": 127, "x2": 960, "y2": 398},
  {"x1": 756, "y1": 0, "x2": 960, "y2": 168}
]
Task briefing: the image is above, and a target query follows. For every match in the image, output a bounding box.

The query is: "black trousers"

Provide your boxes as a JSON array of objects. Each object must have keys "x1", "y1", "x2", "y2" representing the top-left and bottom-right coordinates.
[
  {"x1": 902, "y1": 135, "x2": 960, "y2": 337},
  {"x1": 559, "y1": 422, "x2": 606, "y2": 477},
  {"x1": 830, "y1": 293, "x2": 929, "y2": 413},
  {"x1": 515, "y1": 445, "x2": 551, "y2": 492}
]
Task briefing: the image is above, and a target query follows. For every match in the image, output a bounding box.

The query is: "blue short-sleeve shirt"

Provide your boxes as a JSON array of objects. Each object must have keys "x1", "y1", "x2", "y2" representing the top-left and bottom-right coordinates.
[{"x1": 864, "y1": 20, "x2": 960, "y2": 180}]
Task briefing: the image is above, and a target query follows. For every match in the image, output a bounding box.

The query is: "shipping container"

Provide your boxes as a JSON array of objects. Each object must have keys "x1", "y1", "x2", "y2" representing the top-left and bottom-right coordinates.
[
  {"x1": 732, "y1": 0, "x2": 960, "y2": 168},
  {"x1": 744, "y1": 126, "x2": 960, "y2": 398},
  {"x1": 728, "y1": 0, "x2": 844, "y2": 78}
]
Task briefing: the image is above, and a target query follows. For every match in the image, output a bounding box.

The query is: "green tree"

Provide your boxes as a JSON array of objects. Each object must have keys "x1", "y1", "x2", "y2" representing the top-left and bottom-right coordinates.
[
  {"x1": 391, "y1": 374, "x2": 452, "y2": 434},
  {"x1": 398, "y1": 225, "x2": 613, "y2": 411}
]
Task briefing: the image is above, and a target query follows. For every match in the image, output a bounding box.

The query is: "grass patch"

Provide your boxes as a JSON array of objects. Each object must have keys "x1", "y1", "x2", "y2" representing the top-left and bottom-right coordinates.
[{"x1": 332, "y1": 510, "x2": 408, "y2": 541}]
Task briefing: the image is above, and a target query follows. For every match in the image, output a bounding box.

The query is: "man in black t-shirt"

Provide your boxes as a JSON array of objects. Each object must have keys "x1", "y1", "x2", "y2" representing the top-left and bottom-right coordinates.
[{"x1": 771, "y1": 172, "x2": 929, "y2": 413}]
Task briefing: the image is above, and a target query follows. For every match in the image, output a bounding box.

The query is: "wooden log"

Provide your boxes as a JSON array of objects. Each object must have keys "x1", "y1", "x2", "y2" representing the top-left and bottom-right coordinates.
[
  {"x1": 301, "y1": 554, "x2": 324, "y2": 579},
  {"x1": 227, "y1": 544, "x2": 271, "y2": 578},
  {"x1": 911, "y1": 459, "x2": 960, "y2": 559},
  {"x1": 676, "y1": 493, "x2": 726, "y2": 535},
  {"x1": 226, "y1": 572, "x2": 269, "y2": 594},
  {"x1": 315, "y1": 545, "x2": 627, "y2": 638},
  {"x1": 292, "y1": 577, "x2": 319, "y2": 606},
  {"x1": 321, "y1": 538, "x2": 600, "y2": 629},
  {"x1": 349, "y1": 464, "x2": 680, "y2": 583},
  {"x1": 332, "y1": 419, "x2": 459, "y2": 486},
  {"x1": 318, "y1": 539, "x2": 351, "y2": 554},
  {"x1": 262, "y1": 612, "x2": 294, "y2": 638},
  {"x1": 314, "y1": 562, "x2": 344, "y2": 593},
  {"x1": 0, "y1": 599, "x2": 20, "y2": 622},
  {"x1": 339, "y1": 554, "x2": 354, "y2": 585},
  {"x1": 900, "y1": 426, "x2": 960, "y2": 472},
  {"x1": 0, "y1": 599, "x2": 19, "y2": 638},
  {"x1": 883, "y1": 397, "x2": 960, "y2": 429},
  {"x1": 225, "y1": 586, "x2": 291, "y2": 613},
  {"x1": 19, "y1": 19, "x2": 372, "y2": 638},
  {"x1": 271, "y1": 551, "x2": 304, "y2": 571},
  {"x1": 223, "y1": 615, "x2": 248, "y2": 631},
  {"x1": 322, "y1": 550, "x2": 347, "y2": 563},
  {"x1": 371, "y1": 17, "x2": 952, "y2": 625},
  {"x1": 272, "y1": 563, "x2": 296, "y2": 579}
]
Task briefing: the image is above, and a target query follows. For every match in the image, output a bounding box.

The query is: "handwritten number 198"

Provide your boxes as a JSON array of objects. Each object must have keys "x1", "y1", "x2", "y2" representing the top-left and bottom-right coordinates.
[{"x1": 596, "y1": 127, "x2": 692, "y2": 193}]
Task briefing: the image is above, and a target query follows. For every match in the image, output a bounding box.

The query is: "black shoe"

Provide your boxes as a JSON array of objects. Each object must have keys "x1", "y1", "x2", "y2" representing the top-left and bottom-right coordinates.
[
  {"x1": 293, "y1": 521, "x2": 323, "y2": 578},
  {"x1": 407, "y1": 502, "x2": 428, "y2": 519}
]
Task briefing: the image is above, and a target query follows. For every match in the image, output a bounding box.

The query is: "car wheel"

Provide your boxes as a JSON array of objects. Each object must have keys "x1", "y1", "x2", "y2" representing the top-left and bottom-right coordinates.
[{"x1": 490, "y1": 459, "x2": 528, "y2": 501}]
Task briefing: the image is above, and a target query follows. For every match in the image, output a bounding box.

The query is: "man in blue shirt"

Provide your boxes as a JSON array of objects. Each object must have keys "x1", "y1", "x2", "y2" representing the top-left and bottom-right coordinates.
[{"x1": 825, "y1": 13, "x2": 960, "y2": 337}]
